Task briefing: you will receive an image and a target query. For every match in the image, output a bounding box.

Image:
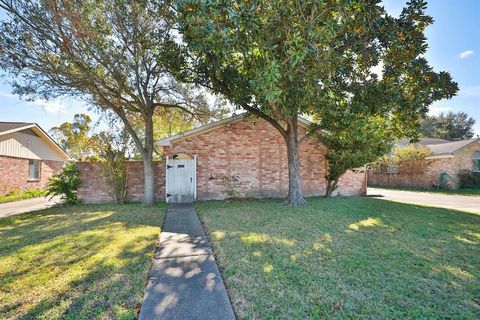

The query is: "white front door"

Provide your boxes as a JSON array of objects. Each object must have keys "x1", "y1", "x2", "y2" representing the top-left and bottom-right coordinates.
[{"x1": 166, "y1": 156, "x2": 196, "y2": 203}]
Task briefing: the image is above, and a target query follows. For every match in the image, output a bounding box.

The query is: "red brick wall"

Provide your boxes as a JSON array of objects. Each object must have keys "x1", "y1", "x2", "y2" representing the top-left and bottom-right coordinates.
[
  {"x1": 368, "y1": 140, "x2": 480, "y2": 189},
  {"x1": 126, "y1": 162, "x2": 166, "y2": 201},
  {"x1": 77, "y1": 161, "x2": 166, "y2": 203},
  {"x1": 167, "y1": 117, "x2": 366, "y2": 199},
  {"x1": 337, "y1": 169, "x2": 367, "y2": 196},
  {"x1": 77, "y1": 117, "x2": 367, "y2": 203},
  {"x1": 0, "y1": 155, "x2": 64, "y2": 196}
]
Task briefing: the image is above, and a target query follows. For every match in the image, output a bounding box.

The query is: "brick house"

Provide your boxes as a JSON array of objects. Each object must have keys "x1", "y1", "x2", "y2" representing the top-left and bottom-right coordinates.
[
  {"x1": 0, "y1": 122, "x2": 70, "y2": 196},
  {"x1": 77, "y1": 114, "x2": 366, "y2": 203},
  {"x1": 368, "y1": 137, "x2": 480, "y2": 189}
]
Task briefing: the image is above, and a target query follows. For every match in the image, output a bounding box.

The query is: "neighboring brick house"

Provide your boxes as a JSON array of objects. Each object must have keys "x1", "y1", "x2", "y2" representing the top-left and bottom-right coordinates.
[
  {"x1": 77, "y1": 114, "x2": 367, "y2": 203},
  {"x1": 368, "y1": 137, "x2": 480, "y2": 189},
  {"x1": 0, "y1": 122, "x2": 70, "y2": 196}
]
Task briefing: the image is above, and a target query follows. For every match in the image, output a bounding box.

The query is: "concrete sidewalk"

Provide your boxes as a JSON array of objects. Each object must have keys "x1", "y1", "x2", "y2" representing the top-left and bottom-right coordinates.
[
  {"x1": 139, "y1": 203, "x2": 235, "y2": 320},
  {"x1": 0, "y1": 196, "x2": 61, "y2": 220},
  {"x1": 368, "y1": 188, "x2": 480, "y2": 213}
]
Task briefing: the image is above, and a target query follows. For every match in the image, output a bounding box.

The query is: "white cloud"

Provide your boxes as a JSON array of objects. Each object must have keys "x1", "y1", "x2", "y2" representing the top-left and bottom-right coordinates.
[
  {"x1": 0, "y1": 91, "x2": 16, "y2": 98},
  {"x1": 428, "y1": 103, "x2": 451, "y2": 116},
  {"x1": 0, "y1": 91, "x2": 68, "y2": 113},
  {"x1": 459, "y1": 85, "x2": 480, "y2": 98},
  {"x1": 459, "y1": 50, "x2": 474, "y2": 59},
  {"x1": 31, "y1": 99, "x2": 68, "y2": 114}
]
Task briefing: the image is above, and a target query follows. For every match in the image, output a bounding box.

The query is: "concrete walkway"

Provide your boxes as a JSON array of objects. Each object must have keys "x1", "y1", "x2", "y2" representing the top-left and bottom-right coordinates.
[
  {"x1": 368, "y1": 187, "x2": 480, "y2": 213},
  {"x1": 139, "y1": 203, "x2": 235, "y2": 320},
  {"x1": 0, "y1": 196, "x2": 61, "y2": 219}
]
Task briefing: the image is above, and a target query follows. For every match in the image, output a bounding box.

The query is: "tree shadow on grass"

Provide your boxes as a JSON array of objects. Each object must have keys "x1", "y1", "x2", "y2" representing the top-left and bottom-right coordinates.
[
  {"x1": 196, "y1": 197, "x2": 480, "y2": 319},
  {"x1": 0, "y1": 203, "x2": 166, "y2": 320},
  {"x1": 16, "y1": 240, "x2": 155, "y2": 320},
  {"x1": 0, "y1": 204, "x2": 164, "y2": 256}
]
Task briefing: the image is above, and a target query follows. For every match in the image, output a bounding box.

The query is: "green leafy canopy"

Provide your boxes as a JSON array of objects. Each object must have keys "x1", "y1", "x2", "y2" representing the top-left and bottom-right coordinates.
[{"x1": 176, "y1": 0, "x2": 458, "y2": 197}]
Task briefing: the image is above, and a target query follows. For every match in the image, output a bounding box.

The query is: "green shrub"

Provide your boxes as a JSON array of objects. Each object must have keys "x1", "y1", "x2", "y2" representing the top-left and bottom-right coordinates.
[
  {"x1": 25, "y1": 189, "x2": 46, "y2": 197},
  {"x1": 0, "y1": 188, "x2": 46, "y2": 204},
  {"x1": 99, "y1": 156, "x2": 128, "y2": 204},
  {"x1": 222, "y1": 176, "x2": 240, "y2": 199},
  {"x1": 46, "y1": 163, "x2": 80, "y2": 204},
  {"x1": 5, "y1": 188, "x2": 20, "y2": 196},
  {"x1": 457, "y1": 169, "x2": 480, "y2": 188}
]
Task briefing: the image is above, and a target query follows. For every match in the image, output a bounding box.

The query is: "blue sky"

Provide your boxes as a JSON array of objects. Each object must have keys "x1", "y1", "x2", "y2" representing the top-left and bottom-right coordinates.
[
  {"x1": 383, "y1": 0, "x2": 480, "y2": 135},
  {"x1": 0, "y1": 0, "x2": 479, "y2": 135}
]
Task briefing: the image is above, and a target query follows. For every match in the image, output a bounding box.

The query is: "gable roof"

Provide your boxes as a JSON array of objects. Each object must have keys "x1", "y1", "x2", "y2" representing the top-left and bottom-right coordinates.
[
  {"x1": 0, "y1": 122, "x2": 71, "y2": 160},
  {"x1": 0, "y1": 122, "x2": 35, "y2": 135},
  {"x1": 425, "y1": 138, "x2": 480, "y2": 157},
  {"x1": 156, "y1": 113, "x2": 312, "y2": 147},
  {"x1": 395, "y1": 137, "x2": 480, "y2": 158}
]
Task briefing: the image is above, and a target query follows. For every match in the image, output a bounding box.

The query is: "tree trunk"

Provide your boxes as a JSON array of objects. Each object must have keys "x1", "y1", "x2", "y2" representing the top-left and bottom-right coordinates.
[
  {"x1": 142, "y1": 113, "x2": 155, "y2": 206},
  {"x1": 142, "y1": 152, "x2": 155, "y2": 205},
  {"x1": 285, "y1": 118, "x2": 306, "y2": 205},
  {"x1": 116, "y1": 110, "x2": 155, "y2": 206},
  {"x1": 325, "y1": 179, "x2": 338, "y2": 197}
]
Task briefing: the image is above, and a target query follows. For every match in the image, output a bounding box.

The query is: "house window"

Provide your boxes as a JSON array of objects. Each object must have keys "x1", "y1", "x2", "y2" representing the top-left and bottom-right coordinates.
[
  {"x1": 473, "y1": 151, "x2": 480, "y2": 172},
  {"x1": 28, "y1": 159, "x2": 41, "y2": 180}
]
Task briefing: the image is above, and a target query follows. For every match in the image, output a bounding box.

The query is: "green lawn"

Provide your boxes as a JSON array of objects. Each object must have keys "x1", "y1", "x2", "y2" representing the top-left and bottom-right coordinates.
[
  {"x1": 0, "y1": 204, "x2": 165, "y2": 320},
  {"x1": 196, "y1": 198, "x2": 480, "y2": 319},
  {"x1": 370, "y1": 186, "x2": 480, "y2": 196}
]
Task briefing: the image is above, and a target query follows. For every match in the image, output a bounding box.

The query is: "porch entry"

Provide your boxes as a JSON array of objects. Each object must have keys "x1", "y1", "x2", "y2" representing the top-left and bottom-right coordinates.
[{"x1": 165, "y1": 155, "x2": 197, "y2": 203}]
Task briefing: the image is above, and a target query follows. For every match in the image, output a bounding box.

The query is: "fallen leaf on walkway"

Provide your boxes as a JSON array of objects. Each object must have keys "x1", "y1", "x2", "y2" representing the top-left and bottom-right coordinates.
[{"x1": 134, "y1": 303, "x2": 141, "y2": 313}]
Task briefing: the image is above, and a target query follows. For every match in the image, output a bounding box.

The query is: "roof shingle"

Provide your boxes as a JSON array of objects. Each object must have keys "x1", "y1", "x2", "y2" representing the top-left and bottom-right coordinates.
[
  {"x1": 426, "y1": 138, "x2": 480, "y2": 156},
  {"x1": 0, "y1": 122, "x2": 34, "y2": 133},
  {"x1": 395, "y1": 137, "x2": 480, "y2": 157}
]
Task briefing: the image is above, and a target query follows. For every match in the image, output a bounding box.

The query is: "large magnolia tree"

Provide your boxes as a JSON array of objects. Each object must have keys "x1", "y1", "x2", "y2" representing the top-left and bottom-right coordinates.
[
  {"x1": 176, "y1": 0, "x2": 457, "y2": 204},
  {"x1": 0, "y1": 0, "x2": 213, "y2": 205}
]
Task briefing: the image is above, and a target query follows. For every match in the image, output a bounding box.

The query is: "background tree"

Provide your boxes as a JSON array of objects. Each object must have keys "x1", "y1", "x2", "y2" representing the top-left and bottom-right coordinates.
[
  {"x1": 49, "y1": 113, "x2": 96, "y2": 160},
  {"x1": 93, "y1": 127, "x2": 132, "y2": 203},
  {"x1": 393, "y1": 145, "x2": 432, "y2": 188},
  {"x1": 51, "y1": 113, "x2": 134, "y2": 203},
  {"x1": 0, "y1": 0, "x2": 212, "y2": 205},
  {"x1": 420, "y1": 111, "x2": 476, "y2": 140},
  {"x1": 130, "y1": 93, "x2": 230, "y2": 144},
  {"x1": 373, "y1": 144, "x2": 433, "y2": 188},
  {"x1": 176, "y1": 0, "x2": 457, "y2": 204}
]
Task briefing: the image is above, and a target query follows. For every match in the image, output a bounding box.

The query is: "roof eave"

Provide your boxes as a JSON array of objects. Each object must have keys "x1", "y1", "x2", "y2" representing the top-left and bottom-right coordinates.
[
  {"x1": 157, "y1": 140, "x2": 173, "y2": 147},
  {"x1": 0, "y1": 123, "x2": 71, "y2": 160},
  {"x1": 452, "y1": 137, "x2": 480, "y2": 155},
  {"x1": 30, "y1": 125, "x2": 72, "y2": 161},
  {"x1": 425, "y1": 154, "x2": 454, "y2": 159}
]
